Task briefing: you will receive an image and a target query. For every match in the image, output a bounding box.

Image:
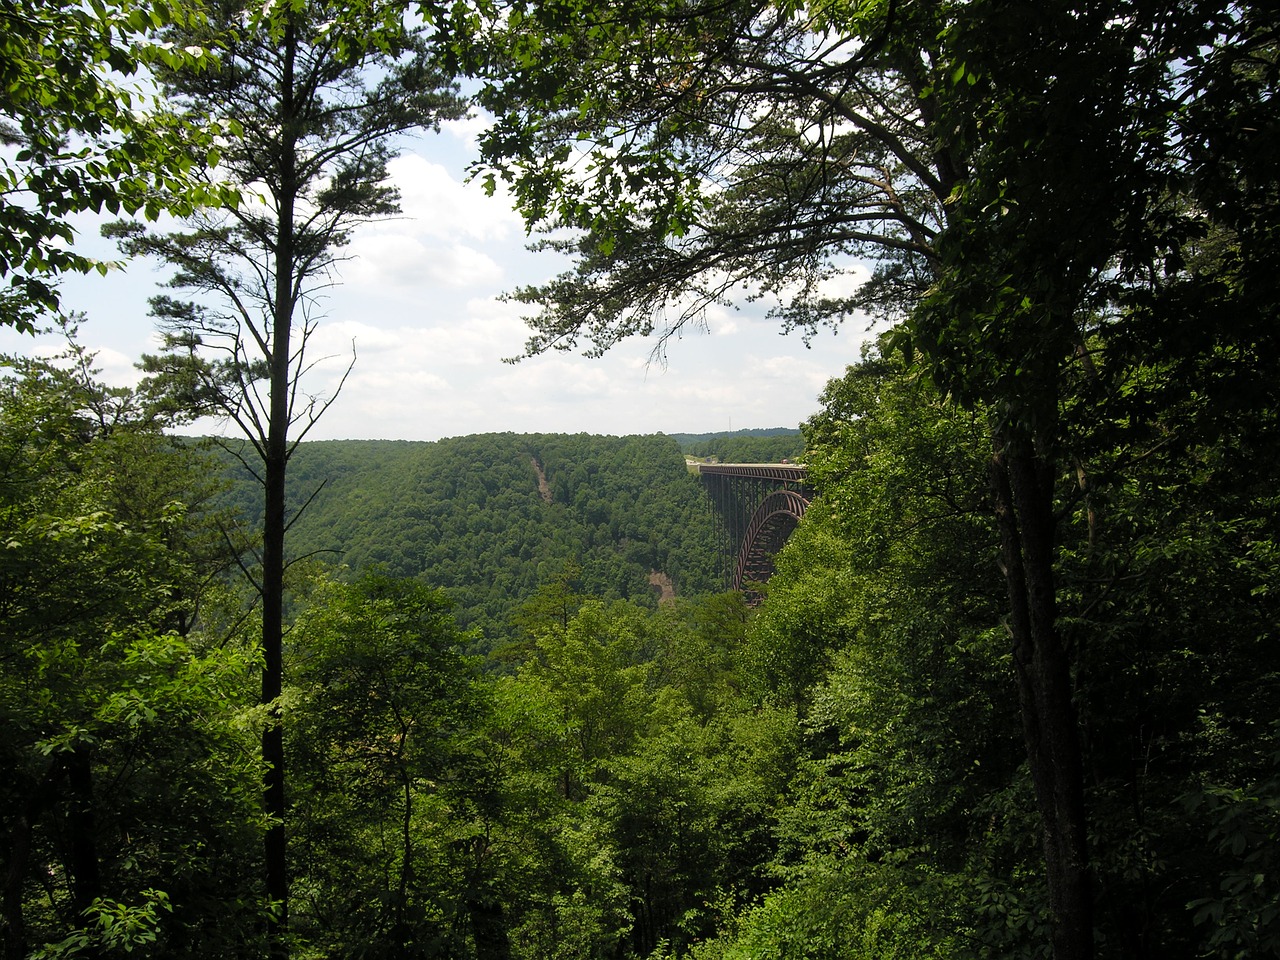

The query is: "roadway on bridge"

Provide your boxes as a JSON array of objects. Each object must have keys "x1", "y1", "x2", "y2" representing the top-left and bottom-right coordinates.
[{"x1": 692, "y1": 462, "x2": 806, "y2": 482}]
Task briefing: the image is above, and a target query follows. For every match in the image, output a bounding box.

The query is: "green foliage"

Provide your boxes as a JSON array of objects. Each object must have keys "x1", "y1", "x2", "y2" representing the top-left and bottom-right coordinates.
[
  {"x1": 0, "y1": 0, "x2": 235, "y2": 329},
  {"x1": 1184, "y1": 743, "x2": 1280, "y2": 959},
  {"x1": 0, "y1": 348, "x2": 263, "y2": 959},
  {"x1": 449, "y1": 594, "x2": 798, "y2": 959},
  {"x1": 455, "y1": 3, "x2": 1280, "y2": 956},
  {"x1": 3, "y1": 11, "x2": 1274, "y2": 959},
  {"x1": 690, "y1": 859, "x2": 965, "y2": 960},
  {"x1": 720, "y1": 348, "x2": 1031, "y2": 957},
  {"x1": 653, "y1": 593, "x2": 749, "y2": 721},
  {"x1": 730, "y1": 320, "x2": 1280, "y2": 959},
  {"x1": 456, "y1": 0, "x2": 962, "y2": 357},
  {"x1": 32, "y1": 889, "x2": 173, "y2": 960},
  {"x1": 513, "y1": 558, "x2": 586, "y2": 640},
  {"x1": 288, "y1": 571, "x2": 490, "y2": 958},
  {"x1": 484, "y1": 669, "x2": 635, "y2": 960},
  {"x1": 11, "y1": 327, "x2": 1275, "y2": 959}
]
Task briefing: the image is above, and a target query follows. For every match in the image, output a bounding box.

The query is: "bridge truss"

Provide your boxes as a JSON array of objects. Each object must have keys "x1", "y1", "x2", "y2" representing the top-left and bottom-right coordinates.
[{"x1": 696, "y1": 463, "x2": 812, "y2": 600}]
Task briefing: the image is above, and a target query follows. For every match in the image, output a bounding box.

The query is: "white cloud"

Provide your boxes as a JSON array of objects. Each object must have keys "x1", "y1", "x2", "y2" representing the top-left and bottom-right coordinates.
[
  {"x1": 441, "y1": 112, "x2": 493, "y2": 150},
  {"x1": 0, "y1": 328, "x2": 145, "y2": 389},
  {"x1": 382, "y1": 153, "x2": 521, "y2": 242},
  {"x1": 91, "y1": 346, "x2": 146, "y2": 387},
  {"x1": 339, "y1": 233, "x2": 504, "y2": 291},
  {"x1": 712, "y1": 315, "x2": 740, "y2": 336},
  {"x1": 816, "y1": 260, "x2": 873, "y2": 299},
  {"x1": 334, "y1": 152, "x2": 529, "y2": 298}
]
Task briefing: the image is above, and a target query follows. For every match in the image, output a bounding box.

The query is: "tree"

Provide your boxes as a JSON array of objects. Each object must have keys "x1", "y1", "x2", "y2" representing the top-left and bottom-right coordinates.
[
  {"x1": 110, "y1": 3, "x2": 467, "y2": 950},
  {"x1": 0, "y1": 345, "x2": 261, "y2": 960},
  {"x1": 457, "y1": 2, "x2": 1280, "y2": 956},
  {"x1": 0, "y1": 0, "x2": 235, "y2": 330},
  {"x1": 733, "y1": 348, "x2": 1037, "y2": 957},
  {"x1": 897, "y1": 10, "x2": 1278, "y2": 956},
  {"x1": 496, "y1": 596, "x2": 798, "y2": 958},
  {"x1": 463, "y1": 0, "x2": 952, "y2": 354},
  {"x1": 288, "y1": 571, "x2": 489, "y2": 958}
]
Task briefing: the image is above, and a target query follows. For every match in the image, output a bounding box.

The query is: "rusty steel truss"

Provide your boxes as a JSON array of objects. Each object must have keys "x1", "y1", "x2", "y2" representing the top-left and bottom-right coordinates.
[{"x1": 696, "y1": 463, "x2": 813, "y2": 600}]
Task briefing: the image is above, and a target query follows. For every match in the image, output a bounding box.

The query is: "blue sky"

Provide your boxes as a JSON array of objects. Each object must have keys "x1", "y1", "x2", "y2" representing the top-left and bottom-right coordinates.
[{"x1": 2, "y1": 116, "x2": 870, "y2": 441}]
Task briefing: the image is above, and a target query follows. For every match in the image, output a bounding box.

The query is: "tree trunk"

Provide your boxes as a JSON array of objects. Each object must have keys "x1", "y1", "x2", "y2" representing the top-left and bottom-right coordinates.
[
  {"x1": 991, "y1": 444, "x2": 1093, "y2": 960},
  {"x1": 65, "y1": 746, "x2": 103, "y2": 960},
  {"x1": 262, "y1": 442, "x2": 288, "y2": 959},
  {"x1": 262, "y1": 15, "x2": 299, "y2": 958},
  {"x1": 2, "y1": 764, "x2": 62, "y2": 960}
]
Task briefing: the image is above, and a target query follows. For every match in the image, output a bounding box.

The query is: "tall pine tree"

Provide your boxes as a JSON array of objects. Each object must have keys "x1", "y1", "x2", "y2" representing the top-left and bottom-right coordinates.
[{"x1": 110, "y1": 2, "x2": 467, "y2": 951}]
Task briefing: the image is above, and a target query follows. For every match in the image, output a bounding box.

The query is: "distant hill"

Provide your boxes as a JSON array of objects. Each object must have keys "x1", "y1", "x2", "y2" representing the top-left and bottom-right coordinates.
[
  {"x1": 672, "y1": 428, "x2": 804, "y2": 464},
  {"x1": 211, "y1": 432, "x2": 725, "y2": 647},
  {"x1": 669, "y1": 426, "x2": 801, "y2": 445}
]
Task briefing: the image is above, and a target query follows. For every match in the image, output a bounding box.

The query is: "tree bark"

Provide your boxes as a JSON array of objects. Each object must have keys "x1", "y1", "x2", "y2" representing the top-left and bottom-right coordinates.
[
  {"x1": 991, "y1": 443, "x2": 1093, "y2": 960},
  {"x1": 262, "y1": 14, "x2": 299, "y2": 958},
  {"x1": 65, "y1": 746, "x2": 103, "y2": 960}
]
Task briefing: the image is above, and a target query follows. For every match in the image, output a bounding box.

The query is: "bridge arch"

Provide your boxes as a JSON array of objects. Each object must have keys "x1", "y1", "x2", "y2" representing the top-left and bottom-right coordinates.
[
  {"x1": 695, "y1": 463, "x2": 813, "y2": 599},
  {"x1": 733, "y1": 489, "x2": 809, "y2": 593}
]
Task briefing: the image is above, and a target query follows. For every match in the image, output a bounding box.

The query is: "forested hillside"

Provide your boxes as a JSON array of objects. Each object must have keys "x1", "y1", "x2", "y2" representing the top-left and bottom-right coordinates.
[
  {"x1": 10, "y1": 337, "x2": 1277, "y2": 960},
  {"x1": 212, "y1": 433, "x2": 723, "y2": 642}
]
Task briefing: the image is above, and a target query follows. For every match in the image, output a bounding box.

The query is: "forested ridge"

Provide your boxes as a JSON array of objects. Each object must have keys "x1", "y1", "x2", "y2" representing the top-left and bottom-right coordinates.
[
  {"x1": 672, "y1": 431, "x2": 805, "y2": 466},
  {"x1": 3, "y1": 0, "x2": 1279, "y2": 958},
  {"x1": 210, "y1": 432, "x2": 744, "y2": 642}
]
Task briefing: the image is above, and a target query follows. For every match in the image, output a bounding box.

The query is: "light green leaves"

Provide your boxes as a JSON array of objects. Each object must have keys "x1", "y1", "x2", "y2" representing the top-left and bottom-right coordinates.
[{"x1": 0, "y1": 0, "x2": 234, "y2": 329}]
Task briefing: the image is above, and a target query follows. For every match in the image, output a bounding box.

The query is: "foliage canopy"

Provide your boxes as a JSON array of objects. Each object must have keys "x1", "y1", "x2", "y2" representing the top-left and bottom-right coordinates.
[{"x1": 0, "y1": 0, "x2": 236, "y2": 330}]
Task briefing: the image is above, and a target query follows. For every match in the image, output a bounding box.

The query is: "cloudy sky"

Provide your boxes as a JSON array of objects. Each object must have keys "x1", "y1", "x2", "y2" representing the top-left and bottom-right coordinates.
[{"x1": 1, "y1": 117, "x2": 872, "y2": 442}]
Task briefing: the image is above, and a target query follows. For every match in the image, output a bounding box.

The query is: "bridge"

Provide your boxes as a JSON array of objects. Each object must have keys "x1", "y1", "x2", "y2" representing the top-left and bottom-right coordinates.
[{"x1": 695, "y1": 463, "x2": 813, "y2": 599}]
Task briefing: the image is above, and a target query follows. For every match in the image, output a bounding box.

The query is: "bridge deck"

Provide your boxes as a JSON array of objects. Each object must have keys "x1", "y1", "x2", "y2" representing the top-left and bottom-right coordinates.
[{"x1": 695, "y1": 463, "x2": 806, "y2": 482}]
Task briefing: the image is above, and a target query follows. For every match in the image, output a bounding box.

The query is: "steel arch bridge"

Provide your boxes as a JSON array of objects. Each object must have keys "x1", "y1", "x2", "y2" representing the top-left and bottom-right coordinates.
[{"x1": 696, "y1": 463, "x2": 812, "y2": 599}]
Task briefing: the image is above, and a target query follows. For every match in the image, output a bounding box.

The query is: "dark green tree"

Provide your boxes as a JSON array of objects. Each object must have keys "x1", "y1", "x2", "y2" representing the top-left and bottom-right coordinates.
[
  {"x1": 110, "y1": 3, "x2": 467, "y2": 949},
  {"x1": 288, "y1": 571, "x2": 491, "y2": 958},
  {"x1": 726, "y1": 330, "x2": 1280, "y2": 959},
  {"x1": 497, "y1": 597, "x2": 798, "y2": 958},
  {"x1": 732, "y1": 349, "x2": 1030, "y2": 957},
  {"x1": 0, "y1": 346, "x2": 260, "y2": 960},
  {"x1": 512, "y1": 559, "x2": 586, "y2": 641}
]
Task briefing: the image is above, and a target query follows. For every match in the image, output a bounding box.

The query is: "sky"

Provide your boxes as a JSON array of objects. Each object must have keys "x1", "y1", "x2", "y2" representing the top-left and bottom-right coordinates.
[{"x1": 1, "y1": 116, "x2": 873, "y2": 442}]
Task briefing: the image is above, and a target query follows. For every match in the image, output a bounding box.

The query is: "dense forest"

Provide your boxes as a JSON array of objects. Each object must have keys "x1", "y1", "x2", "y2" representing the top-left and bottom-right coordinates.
[
  {"x1": 6, "y1": 328, "x2": 1278, "y2": 960},
  {"x1": 210, "y1": 431, "x2": 801, "y2": 643},
  {"x1": 3, "y1": 0, "x2": 1278, "y2": 959}
]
